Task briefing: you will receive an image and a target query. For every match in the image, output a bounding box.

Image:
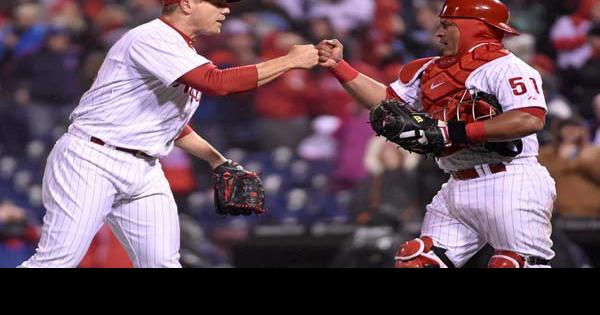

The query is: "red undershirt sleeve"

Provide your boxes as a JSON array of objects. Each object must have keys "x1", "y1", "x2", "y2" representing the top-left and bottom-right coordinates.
[{"x1": 178, "y1": 63, "x2": 259, "y2": 96}]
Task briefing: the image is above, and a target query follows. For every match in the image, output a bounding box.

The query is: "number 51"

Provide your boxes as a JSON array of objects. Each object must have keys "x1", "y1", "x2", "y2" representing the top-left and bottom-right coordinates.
[{"x1": 508, "y1": 77, "x2": 540, "y2": 96}]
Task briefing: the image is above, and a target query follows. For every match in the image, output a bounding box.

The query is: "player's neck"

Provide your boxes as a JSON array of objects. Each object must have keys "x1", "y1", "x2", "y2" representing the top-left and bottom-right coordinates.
[{"x1": 160, "y1": 14, "x2": 196, "y2": 40}]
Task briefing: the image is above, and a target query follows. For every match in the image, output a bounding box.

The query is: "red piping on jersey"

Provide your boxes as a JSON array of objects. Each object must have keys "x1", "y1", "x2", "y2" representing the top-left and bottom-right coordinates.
[
  {"x1": 159, "y1": 17, "x2": 194, "y2": 47},
  {"x1": 176, "y1": 124, "x2": 194, "y2": 141},
  {"x1": 179, "y1": 63, "x2": 259, "y2": 96}
]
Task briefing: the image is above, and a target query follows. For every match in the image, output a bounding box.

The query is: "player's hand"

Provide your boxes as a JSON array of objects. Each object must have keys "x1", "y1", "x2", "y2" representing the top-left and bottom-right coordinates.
[
  {"x1": 287, "y1": 44, "x2": 319, "y2": 69},
  {"x1": 317, "y1": 39, "x2": 343, "y2": 68}
]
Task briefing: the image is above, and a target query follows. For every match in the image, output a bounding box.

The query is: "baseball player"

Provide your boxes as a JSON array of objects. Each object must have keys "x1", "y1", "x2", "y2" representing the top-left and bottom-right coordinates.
[
  {"x1": 20, "y1": 0, "x2": 319, "y2": 268},
  {"x1": 317, "y1": 0, "x2": 556, "y2": 268}
]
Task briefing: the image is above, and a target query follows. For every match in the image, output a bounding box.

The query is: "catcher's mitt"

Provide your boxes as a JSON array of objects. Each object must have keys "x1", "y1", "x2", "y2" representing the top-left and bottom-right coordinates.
[
  {"x1": 213, "y1": 160, "x2": 265, "y2": 216},
  {"x1": 369, "y1": 99, "x2": 451, "y2": 155}
]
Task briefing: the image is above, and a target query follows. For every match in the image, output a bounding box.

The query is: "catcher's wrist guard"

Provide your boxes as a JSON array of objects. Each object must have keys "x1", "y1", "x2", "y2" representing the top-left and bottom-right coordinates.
[{"x1": 446, "y1": 120, "x2": 467, "y2": 145}]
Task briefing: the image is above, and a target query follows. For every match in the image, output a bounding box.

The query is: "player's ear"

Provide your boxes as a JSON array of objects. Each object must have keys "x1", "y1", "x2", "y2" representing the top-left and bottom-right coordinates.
[{"x1": 180, "y1": 0, "x2": 194, "y2": 14}]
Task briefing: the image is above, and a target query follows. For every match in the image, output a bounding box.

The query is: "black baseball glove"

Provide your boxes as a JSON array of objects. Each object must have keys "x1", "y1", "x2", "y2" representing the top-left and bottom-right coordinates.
[
  {"x1": 369, "y1": 100, "x2": 466, "y2": 155},
  {"x1": 213, "y1": 160, "x2": 265, "y2": 216}
]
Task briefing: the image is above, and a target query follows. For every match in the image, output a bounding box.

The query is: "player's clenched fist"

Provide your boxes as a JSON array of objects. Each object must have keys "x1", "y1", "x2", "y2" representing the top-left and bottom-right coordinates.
[
  {"x1": 317, "y1": 39, "x2": 344, "y2": 68},
  {"x1": 286, "y1": 44, "x2": 319, "y2": 69}
]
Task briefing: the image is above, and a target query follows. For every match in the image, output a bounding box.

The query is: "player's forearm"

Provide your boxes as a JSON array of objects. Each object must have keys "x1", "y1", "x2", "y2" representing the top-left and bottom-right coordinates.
[
  {"x1": 255, "y1": 55, "x2": 293, "y2": 87},
  {"x1": 330, "y1": 61, "x2": 387, "y2": 109},
  {"x1": 478, "y1": 110, "x2": 544, "y2": 142},
  {"x1": 342, "y1": 74, "x2": 388, "y2": 109},
  {"x1": 175, "y1": 132, "x2": 226, "y2": 169}
]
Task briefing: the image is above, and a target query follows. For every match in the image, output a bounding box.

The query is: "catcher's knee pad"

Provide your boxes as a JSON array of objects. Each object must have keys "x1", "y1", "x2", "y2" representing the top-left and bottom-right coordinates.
[
  {"x1": 488, "y1": 250, "x2": 550, "y2": 268},
  {"x1": 488, "y1": 250, "x2": 525, "y2": 268},
  {"x1": 394, "y1": 236, "x2": 454, "y2": 268}
]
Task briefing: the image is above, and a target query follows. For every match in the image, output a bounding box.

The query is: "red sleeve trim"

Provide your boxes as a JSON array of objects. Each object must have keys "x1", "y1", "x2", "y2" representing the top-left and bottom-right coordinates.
[
  {"x1": 330, "y1": 60, "x2": 359, "y2": 84},
  {"x1": 175, "y1": 124, "x2": 193, "y2": 141},
  {"x1": 178, "y1": 63, "x2": 258, "y2": 96},
  {"x1": 513, "y1": 107, "x2": 546, "y2": 120}
]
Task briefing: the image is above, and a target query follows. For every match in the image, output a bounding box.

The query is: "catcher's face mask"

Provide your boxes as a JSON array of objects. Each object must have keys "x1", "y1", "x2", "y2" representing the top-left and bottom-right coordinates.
[{"x1": 430, "y1": 89, "x2": 500, "y2": 122}]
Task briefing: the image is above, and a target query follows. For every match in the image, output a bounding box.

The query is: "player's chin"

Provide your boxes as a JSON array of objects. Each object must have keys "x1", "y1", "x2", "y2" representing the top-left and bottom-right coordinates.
[{"x1": 210, "y1": 23, "x2": 223, "y2": 34}]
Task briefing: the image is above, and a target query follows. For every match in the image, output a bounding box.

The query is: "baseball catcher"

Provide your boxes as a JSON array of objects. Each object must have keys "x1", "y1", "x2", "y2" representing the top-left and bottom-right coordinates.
[
  {"x1": 213, "y1": 160, "x2": 265, "y2": 216},
  {"x1": 317, "y1": 0, "x2": 555, "y2": 268}
]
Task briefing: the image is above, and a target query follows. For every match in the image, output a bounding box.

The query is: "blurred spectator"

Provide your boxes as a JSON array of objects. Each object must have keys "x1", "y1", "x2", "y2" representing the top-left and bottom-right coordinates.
[
  {"x1": 126, "y1": 0, "x2": 162, "y2": 28},
  {"x1": 161, "y1": 147, "x2": 198, "y2": 215},
  {"x1": 0, "y1": 199, "x2": 40, "y2": 268},
  {"x1": 93, "y1": 3, "x2": 130, "y2": 48},
  {"x1": 589, "y1": 94, "x2": 600, "y2": 144},
  {"x1": 0, "y1": 98, "x2": 30, "y2": 156},
  {"x1": 539, "y1": 116, "x2": 600, "y2": 218},
  {"x1": 406, "y1": 0, "x2": 443, "y2": 58},
  {"x1": 0, "y1": 2, "x2": 47, "y2": 65},
  {"x1": 297, "y1": 115, "x2": 341, "y2": 161},
  {"x1": 504, "y1": 32, "x2": 536, "y2": 64},
  {"x1": 47, "y1": 0, "x2": 88, "y2": 38},
  {"x1": 331, "y1": 103, "x2": 373, "y2": 190},
  {"x1": 254, "y1": 31, "x2": 315, "y2": 150},
  {"x1": 567, "y1": 23, "x2": 600, "y2": 117},
  {"x1": 350, "y1": 139, "x2": 420, "y2": 229},
  {"x1": 308, "y1": 0, "x2": 375, "y2": 35},
  {"x1": 14, "y1": 25, "x2": 82, "y2": 138},
  {"x1": 550, "y1": 0, "x2": 599, "y2": 69}
]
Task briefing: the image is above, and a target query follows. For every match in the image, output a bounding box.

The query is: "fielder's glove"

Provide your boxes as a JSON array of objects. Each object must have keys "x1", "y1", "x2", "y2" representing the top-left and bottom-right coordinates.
[
  {"x1": 369, "y1": 100, "x2": 469, "y2": 156},
  {"x1": 213, "y1": 160, "x2": 265, "y2": 216}
]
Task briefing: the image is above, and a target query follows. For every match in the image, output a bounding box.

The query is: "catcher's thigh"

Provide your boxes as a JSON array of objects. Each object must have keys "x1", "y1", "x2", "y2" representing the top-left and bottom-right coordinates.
[
  {"x1": 455, "y1": 163, "x2": 555, "y2": 263},
  {"x1": 420, "y1": 183, "x2": 487, "y2": 268},
  {"x1": 107, "y1": 173, "x2": 181, "y2": 268},
  {"x1": 20, "y1": 134, "x2": 116, "y2": 268}
]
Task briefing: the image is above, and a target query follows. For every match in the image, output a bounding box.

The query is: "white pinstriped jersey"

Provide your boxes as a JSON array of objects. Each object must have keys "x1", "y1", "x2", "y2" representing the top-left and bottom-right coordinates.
[
  {"x1": 69, "y1": 19, "x2": 210, "y2": 158},
  {"x1": 390, "y1": 53, "x2": 548, "y2": 172}
]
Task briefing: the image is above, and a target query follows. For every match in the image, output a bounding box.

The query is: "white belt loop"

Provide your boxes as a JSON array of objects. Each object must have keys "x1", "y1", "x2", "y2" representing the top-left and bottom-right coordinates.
[
  {"x1": 474, "y1": 165, "x2": 485, "y2": 177},
  {"x1": 481, "y1": 164, "x2": 492, "y2": 175}
]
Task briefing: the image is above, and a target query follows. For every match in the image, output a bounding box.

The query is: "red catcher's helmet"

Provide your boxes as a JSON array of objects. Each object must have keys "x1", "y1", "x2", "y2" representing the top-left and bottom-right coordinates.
[{"x1": 439, "y1": 0, "x2": 519, "y2": 35}]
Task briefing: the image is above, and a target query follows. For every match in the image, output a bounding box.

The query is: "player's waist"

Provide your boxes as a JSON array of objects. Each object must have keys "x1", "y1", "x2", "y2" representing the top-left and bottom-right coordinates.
[
  {"x1": 446, "y1": 156, "x2": 540, "y2": 181},
  {"x1": 67, "y1": 126, "x2": 156, "y2": 160}
]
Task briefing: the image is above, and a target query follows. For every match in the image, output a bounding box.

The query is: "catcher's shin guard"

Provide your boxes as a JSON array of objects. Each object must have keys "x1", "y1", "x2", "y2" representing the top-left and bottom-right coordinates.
[{"x1": 394, "y1": 236, "x2": 454, "y2": 268}]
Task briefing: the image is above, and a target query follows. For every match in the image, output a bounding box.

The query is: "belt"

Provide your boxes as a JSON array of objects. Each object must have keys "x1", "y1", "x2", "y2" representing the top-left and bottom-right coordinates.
[
  {"x1": 450, "y1": 163, "x2": 506, "y2": 180},
  {"x1": 90, "y1": 136, "x2": 154, "y2": 160}
]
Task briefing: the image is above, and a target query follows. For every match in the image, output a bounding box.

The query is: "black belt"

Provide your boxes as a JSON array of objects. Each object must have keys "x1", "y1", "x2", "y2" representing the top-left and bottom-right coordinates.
[
  {"x1": 90, "y1": 136, "x2": 154, "y2": 160},
  {"x1": 526, "y1": 256, "x2": 550, "y2": 266}
]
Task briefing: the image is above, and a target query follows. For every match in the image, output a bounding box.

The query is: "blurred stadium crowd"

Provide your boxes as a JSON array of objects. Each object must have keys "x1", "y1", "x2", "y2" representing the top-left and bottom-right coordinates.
[{"x1": 1, "y1": 0, "x2": 600, "y2": 267}]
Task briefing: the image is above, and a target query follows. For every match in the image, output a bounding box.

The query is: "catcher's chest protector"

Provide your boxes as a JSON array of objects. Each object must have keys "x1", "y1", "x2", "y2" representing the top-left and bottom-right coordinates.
[{"x1": 417, "y1": 43, "x2": 508, "y2": 121}]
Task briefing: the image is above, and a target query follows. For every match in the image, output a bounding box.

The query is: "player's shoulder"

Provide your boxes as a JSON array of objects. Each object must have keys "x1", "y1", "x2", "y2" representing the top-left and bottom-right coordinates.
[
  {"x1": 476, "y1": 53, "x2": 541, "y2": 78},
  {"x1": 398, "y1": 57, "x2": 439, "y2": 85}
]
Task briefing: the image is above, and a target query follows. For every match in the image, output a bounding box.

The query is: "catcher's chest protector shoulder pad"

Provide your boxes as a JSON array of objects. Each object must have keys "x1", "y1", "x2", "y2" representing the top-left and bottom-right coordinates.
[{"x1": 398, "y1": 57, "x2": 438, "y2": 85}]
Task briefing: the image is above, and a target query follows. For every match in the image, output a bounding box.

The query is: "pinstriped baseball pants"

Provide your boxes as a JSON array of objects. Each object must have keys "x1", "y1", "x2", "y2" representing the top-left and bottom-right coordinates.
[
  {"x1": 421, "y1": 159, "x2": 556, "y2": 268},
  {"x1": 20, "y1": 133, "x2": 181, "y2": 268}
]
